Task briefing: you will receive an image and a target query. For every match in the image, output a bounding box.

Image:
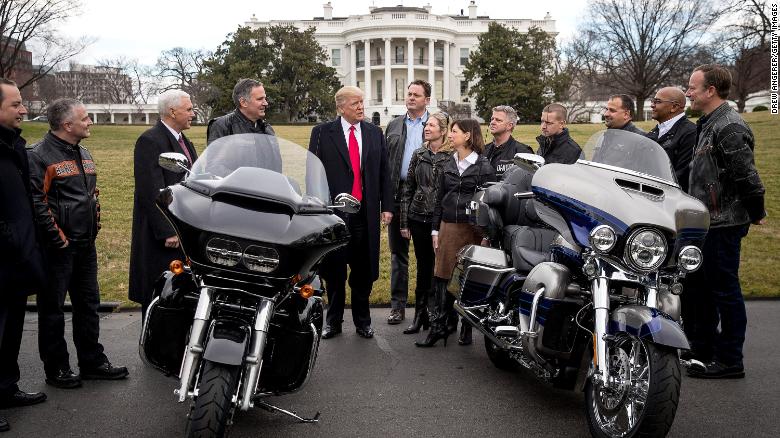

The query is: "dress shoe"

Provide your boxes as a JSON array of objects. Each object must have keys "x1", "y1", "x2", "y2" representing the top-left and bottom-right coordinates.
[
  {"x1": 0, "y1": 390, "x2": 47, "y2": 408},
  {"x1": 46, "y1": 369, "x2": 82, "y2": 389},
  {"x1": 81, "y1": 361, "x2": 129, "y2": 380},
  {"x1": 386, "y1": 308, "x2": 404, "y2": 325},
  {"x1": 355, "y1": 326, "x2": 375, "y2": 338},
  {"x1": 321, "y1": 325, "x2": 342, "y2": 339},
  {"x1": 687, "y1": 360, "x2": 745, "y2": 379},
  {"x1": 0, "y1": 416, "x2": 9, "y2": 432}
]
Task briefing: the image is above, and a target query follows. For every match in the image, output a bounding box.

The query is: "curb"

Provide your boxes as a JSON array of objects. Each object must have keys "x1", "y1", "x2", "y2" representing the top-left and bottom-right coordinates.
[{"x1": 26, "y1": 301, "x2": 121, "y2": 313}]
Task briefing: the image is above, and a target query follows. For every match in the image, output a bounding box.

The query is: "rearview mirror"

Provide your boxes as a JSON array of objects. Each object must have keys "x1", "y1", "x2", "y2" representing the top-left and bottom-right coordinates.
[
  {"x1": 159, "y1": 152, "x2": 189, "y2": 174},
  {"x1": 513, "y1": 153, "x2": 545, "y2": 172},
  {"x1": 329, "y1": 193, "x2": 360, "y2": 214}
]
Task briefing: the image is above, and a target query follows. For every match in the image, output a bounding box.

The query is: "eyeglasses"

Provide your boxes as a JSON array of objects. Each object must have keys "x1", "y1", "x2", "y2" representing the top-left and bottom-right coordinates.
[{"x1": 650, "y1": 98, "x2": 678, "y2": 105}]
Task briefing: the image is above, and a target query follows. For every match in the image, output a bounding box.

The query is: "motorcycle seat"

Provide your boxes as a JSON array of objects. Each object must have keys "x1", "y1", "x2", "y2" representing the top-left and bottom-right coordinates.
[
  {"x1": 503, "y1": 225, "x2": 558, "y2": 273},
  {"x1": 483, "y1": 166, "x2": 538, "y2": 227}
]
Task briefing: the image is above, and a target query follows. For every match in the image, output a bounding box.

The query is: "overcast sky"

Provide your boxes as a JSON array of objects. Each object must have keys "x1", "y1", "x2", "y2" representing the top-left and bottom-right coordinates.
[{"x1": 56, "y1": 0, "x2": 589, "y2": 66}]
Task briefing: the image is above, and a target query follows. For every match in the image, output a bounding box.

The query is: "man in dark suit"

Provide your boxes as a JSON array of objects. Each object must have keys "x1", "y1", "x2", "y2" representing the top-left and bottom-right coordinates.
[
  {"x1": 128, "y1": 90, "x2": 197, "y2": 316},
  {"x1": 308, "y1": 86, "x2": 393, "y2": 339},
  {"x1": 646, "y1": 86, "x2": 696, "y2": 192}
]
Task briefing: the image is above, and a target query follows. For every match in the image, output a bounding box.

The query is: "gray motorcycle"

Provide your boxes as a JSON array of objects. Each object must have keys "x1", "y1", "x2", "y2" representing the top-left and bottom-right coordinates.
[{"x1": 453, "y1": 130, "x2": 709, "y2": 437}]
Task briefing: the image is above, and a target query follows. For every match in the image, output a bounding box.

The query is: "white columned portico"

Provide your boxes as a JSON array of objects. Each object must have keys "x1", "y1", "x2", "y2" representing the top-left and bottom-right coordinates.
[
  {"x1": 383, "y1": 38, "x2": 391, "y2": 107},
  {"x1": 406, "y1": 37, "x2": 415, "y2": 85},
  {"x1": 443, "y1": 42, "x2": 450, "y2": 101},
  {"x1": 363, "y1": 39, "x2": 371, "y2": 102},
  {"x1": 350, "y1": 43, "x2": 357, "y2": 87},
  {"x1": 428, "y1": 39, "x2": 436, "y2": 107}
]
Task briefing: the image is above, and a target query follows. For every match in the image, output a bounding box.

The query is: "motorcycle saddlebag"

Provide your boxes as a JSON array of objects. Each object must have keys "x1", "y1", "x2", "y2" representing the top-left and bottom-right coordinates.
[
  {"x1": 140, "y1": 298, "x2": 194, "y2": 377},
  {"x1": 449, "y1": 245, "x2": 510, "y2": 306}
]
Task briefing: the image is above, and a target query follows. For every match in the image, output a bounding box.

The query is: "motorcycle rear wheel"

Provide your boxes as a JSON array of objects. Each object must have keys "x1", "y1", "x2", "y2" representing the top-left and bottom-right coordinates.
[
  {"x1": 484, "y1": 335, "x2": 520, "y2": 371},
  {"x1": 186, "y1": 360, "x2": 240, "y2": 438},
  {"x1": 584, "y1": 336, "x2": 681, "y2": 438}
]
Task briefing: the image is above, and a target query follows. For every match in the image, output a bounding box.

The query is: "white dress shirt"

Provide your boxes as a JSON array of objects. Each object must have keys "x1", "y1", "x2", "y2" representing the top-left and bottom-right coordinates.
[
  {"x1": 455, "y1": 151, "x2": 479, "y2": 175},
  {"x1": 340, "y1": 117, "x2": 363, "y2": 162},
  {"x1": 657, "y1": 113, "x2": 686, "y2": 139}
]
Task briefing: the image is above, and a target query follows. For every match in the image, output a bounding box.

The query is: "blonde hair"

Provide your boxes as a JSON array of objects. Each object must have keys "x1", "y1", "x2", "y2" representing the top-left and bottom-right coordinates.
[
  {"x1": 334, "y1": 86, "x2": 364, "y2": 112},
  {"x1": 428, "y1": 111, "x2": 452, "y2": 152}
]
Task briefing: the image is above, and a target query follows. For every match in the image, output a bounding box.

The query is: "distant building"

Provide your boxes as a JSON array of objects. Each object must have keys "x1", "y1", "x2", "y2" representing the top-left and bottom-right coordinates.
[
  {"x1": 55, "y1": 62, "x2": 133, "y2": 104},
  {"x1": 245, "y1": 1, "x2": 556, "y2": 124},
  {"x1": 1, "y1": 37, "x2": 34, "y2": 100}
]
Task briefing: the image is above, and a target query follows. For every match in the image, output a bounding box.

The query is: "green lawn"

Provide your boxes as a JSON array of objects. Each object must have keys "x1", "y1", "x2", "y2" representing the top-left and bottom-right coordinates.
[{"x1": 19, "y1": 112, "x2": 779, "y2": 306}]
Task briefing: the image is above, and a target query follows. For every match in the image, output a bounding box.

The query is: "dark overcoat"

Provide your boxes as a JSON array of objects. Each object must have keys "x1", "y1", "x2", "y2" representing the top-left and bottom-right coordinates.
[
  {"x1": 308, "y1": 117, "x2": 393, "y2": 281},
  {"x1": 128, "y1": 121, "x2": 197, "y2": 306},
  {"x1": 646, "y1": 116, "x2": 696, "y2": 193}
]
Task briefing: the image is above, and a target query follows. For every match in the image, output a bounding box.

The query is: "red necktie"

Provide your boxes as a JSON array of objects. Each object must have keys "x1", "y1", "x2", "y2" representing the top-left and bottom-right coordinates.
[
  {"x1": 348, "y1": 126, "x2": 362, "y2": 201},
  {"x1": 178, "y1": 135, "x2": 193, "y2": 164}
]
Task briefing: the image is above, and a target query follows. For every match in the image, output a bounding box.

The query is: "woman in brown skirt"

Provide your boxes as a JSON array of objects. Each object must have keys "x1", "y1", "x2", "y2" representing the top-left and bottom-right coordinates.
[{"x1": 415, "y1": 119, "x2": 496, "y2": 347}]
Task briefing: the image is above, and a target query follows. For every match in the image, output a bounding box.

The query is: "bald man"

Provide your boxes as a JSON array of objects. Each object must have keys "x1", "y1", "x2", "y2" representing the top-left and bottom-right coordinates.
[{"x1": 646, "y1": 87, "x2": 696, "y2": 192}]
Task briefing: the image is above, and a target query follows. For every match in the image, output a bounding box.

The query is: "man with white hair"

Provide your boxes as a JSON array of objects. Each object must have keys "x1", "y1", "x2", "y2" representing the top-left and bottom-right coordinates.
[
  {"x1": 484, "y1": 105, "x2": 532, "y2": 180},
  {"x1": 128, "y1": 90, "x2": 197, "y2": 315}
]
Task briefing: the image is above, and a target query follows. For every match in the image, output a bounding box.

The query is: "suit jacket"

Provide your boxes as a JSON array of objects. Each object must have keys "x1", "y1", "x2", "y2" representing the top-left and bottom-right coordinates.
[
  {"x1": 128, "y1": 120, "x2": 197, "y2": 305},
  {"x1": 308, "y1": 117, "x2": 393, "y2": 281},
  {"x1": 646, "y1": 116, "x2": 696, "y2": 192}
]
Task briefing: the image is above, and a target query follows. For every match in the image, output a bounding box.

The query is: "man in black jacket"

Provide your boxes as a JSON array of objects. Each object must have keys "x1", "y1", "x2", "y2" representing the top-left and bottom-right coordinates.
[
  {"x1": 646, "y1": 87, "x2": 696, "y2": 192},
  {"x1": 29, "y1": 99, "x2": 128, "y2": 390},
  {"x1": 536, "y1": 103, "x2": 582, "y2": 164},
  {"x1": 308, "y1": 86, "x2": 394, "y2": 340},
  {"x1": 484, "y1": 105, "x2": 532, "y2": 179},
  {"x1": 684, "y1": 64, "x2": 766, "y2": 379},
  {"x1": 603, "y1": 94, "x2": 645, "y2": 134},
  {"x1": 207, "y1": 78, "x2": 275, "y2": 144},
  {"x1": 0, "y1": 78, "x2": 47, "y2": 433},
  {"x1": 129, "y1": 90, "x2": 198, "y2": 315}
]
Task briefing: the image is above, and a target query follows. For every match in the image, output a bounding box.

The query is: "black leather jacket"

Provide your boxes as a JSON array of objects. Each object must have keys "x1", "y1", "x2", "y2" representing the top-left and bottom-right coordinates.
[
  {"x1": 484, "y1": 136, "x2": 533, "y2": 179},
  {"x1": 385, "y1": 113, "x2": 426, "y2": 202},
  {"x1": 432, "y1": 153, "x2": 496, "y2": 231},
  {"x1": 28, "y1": 132, "x2": 99, "y2": 248},
  {"x1": 206, "y1": 109, "x2": 275, "y2": 144},
  {"x1": 689, "y1": 102, "x2": 765, "y2": 228},
  {"x1": 399, "y1": 143, "x2": 452, "y2": 228},
  {"x1": 536, "y1": 128, "x2": 582, "y2": 164}
]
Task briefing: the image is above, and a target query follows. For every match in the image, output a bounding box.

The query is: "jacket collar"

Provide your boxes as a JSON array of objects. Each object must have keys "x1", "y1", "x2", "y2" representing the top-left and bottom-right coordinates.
[
  {"x1": 0, "y1": 124, "x2": 22, "y2": 149},
  {"x1": 698, "y1": 101, "x2": 731, "y2": 130},
  {"x1": 537, "y1": 128, "x2": 570, "y2": 147},
  {"x1": 46, "y1": 131, "x2": 80, "y2": 149}
]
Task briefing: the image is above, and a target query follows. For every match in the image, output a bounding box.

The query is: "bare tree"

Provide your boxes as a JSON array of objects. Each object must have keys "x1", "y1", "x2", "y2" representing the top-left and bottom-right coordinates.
[
  {"x1": 576, "y1": 0, "x2": 714, "y2": 120},
  {"x1": 0, "y1": 0, "x2": 92, "y2": 89},
  {"x1": 154, "y1": 47, "x2": 217, "y2": 121}
]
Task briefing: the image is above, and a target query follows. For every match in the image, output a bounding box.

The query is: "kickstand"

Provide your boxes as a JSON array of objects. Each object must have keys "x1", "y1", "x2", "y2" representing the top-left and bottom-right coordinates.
[{"x1": 255, "y1": 400, "x2": 320, "y2": 423}]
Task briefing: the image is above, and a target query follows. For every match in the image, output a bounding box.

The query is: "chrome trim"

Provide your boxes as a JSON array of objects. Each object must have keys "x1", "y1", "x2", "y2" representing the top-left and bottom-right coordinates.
[
  {"x1": 460, "y1": 264, "x2": 514, "y2": 300},
  {"x1": 592, "y1": 273, "x2": 610, "y2": 381},
  {"x1": 576, "y1": 159, "x2": 680, "y2": 188},
  {"x1": 175, "y1": 287, "x2": 213, "y2": 403},
  {"x1": 526, "y1": 287, "x2": 545, "y2": 334},
  {"x1": 138, "y1": 296, "x2": 160, "y2": 369},
  {"x1": 239, "y1": 298, "x2": 275, "y2": 411}
]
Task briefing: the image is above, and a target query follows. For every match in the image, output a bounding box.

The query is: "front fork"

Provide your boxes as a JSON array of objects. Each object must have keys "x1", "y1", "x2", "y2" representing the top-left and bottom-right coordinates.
[
  {"x1": 239, "y1": 298, "x2": 274, "y2": 411},
  {"x1": 176, "y1": 287, "x2": 213, "y2": 402}
]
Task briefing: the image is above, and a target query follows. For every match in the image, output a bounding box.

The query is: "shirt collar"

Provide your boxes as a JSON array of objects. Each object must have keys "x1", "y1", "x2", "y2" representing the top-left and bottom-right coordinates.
[
  {"x1": 340, "y1": 117, "x2": 360, "y2": 133},
  {"x1": 657, "y1": 112, "x2": 685, "y2": 135},
  {"x1": 161, "y1": 120, "x2": 181, "y2": 139},
  {"x1": 405, "y1": 110, "x2": 429, "y2": 123},
  {"x1": 454, "y1": 150, "x2": 478, "y2": 164}
]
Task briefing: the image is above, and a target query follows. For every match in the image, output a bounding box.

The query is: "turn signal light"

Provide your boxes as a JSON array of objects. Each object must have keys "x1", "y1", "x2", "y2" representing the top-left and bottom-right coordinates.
[
  {"x1": 170, "y1": 259, "x2": 185, "y2": 275},
  {"x1": 299, "y1": 284, "x2": 314, "y2": 299}
]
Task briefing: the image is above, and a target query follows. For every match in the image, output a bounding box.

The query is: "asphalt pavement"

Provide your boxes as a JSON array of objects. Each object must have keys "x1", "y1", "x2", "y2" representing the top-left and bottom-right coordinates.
[{"x1": 2, "y1": 302, "x2": 780, "y2": 437}]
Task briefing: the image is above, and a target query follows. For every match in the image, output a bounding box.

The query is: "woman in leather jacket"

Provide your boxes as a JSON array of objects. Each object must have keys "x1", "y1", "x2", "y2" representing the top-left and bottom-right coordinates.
[
  {"x1": 416, "y1": 119, "x2": 496, "y2": 347},
  {"x1": 399, "y1": 112, "x2": 452, "y2": 335}
]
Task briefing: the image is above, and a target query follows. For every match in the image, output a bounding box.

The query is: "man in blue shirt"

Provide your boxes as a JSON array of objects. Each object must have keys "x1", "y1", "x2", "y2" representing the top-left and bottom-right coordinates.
[{"x1": 384, "y1": 80, "x2": 430, "y2": 325}]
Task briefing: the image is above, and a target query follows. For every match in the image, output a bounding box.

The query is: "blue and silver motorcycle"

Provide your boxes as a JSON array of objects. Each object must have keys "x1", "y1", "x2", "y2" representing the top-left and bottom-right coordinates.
[{"x1": 452, "y1": 130, "x2": 709, "y2": 437}]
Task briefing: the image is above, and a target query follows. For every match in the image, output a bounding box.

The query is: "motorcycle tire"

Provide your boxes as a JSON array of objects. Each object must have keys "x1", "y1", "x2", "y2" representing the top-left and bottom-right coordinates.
[
  {"x1": 484, "y1": 335, "x2": 520, "y2": 371},
  {"x1": 186, "y1": 360, "x2": 241, "y2": 438},
  {"x1": 584, "y1": 336, "x2": 681, "y2": 438}
]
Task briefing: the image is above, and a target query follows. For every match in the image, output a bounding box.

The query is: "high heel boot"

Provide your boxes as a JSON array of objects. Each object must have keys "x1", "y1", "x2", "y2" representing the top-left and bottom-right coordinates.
[
  {"x1": 445, "y1": 293, "x2": 458, "y2": 334},
  {"x1": 458, "y1": 318, "x2": 472, "y2": 345},
  {"x1": 403, "y1": 293, "x2": 430, "y2": 334},
  {"x1": 415, "y1": 278, "x2": 450, "y2": 347}
]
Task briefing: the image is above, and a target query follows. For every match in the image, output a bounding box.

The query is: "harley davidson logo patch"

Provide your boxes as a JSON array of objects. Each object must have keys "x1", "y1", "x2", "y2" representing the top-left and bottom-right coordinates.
[
  {"x1": 53, "y1": 160, "x2": 79, "y2": 177},
  {"x1": 82, "y1": 159, "x2": 96, "y2": 174}
]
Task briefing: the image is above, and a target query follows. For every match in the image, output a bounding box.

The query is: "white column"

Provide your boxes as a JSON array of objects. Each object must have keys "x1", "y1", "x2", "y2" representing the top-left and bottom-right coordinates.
[
  {"x1": 350, "y1": 42, "x2": 357, "y2": 87},
  {"x1": 128, "y1": 113, "x2": 133, "y2": 124},
  {"x1": 92, "y1": 113, "x2": 98, "y2": 122},
  {"x1": 383, "y1": 38, "x2": 391, "y2": 107},
  {"x1": 145, "y1": 113, "x2": 150, "y2": 124},
  {"x1": 363, "y1": 39, "x2": 371, "y2": 103},
  {"x1": 110, "y1": 112, "x2": 115, "y2": 124},
  {"x1": 443, "y1": 42, "x2": 451, "y2": 101},
  {"x1": 407, "y1": 37, "x2": 415, "y2": 85},
  {"x1": 428, "y1": 39, "x2": 436, "y2": 108}
]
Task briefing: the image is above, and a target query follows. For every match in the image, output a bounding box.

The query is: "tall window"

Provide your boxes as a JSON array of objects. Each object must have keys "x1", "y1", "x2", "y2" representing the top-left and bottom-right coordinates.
[
  {"x1": 395, "y1": 46, "x2": 404, "y2": 63},
  {"x1": 356, "y1": 47, "x2": 364, "y2": 67},
  {"x1": 331, "y1": 48, "x2": 341, "y2": 67},
  {"x1": 376, "y1": 80, "x2": 383, "y2": 101},
  {"x1": 418, "y1": 47, "x2": 425, "y2": 64},
  {"x1": 376, "y1": 47, "x2": 382, "y2": 64},
  {"x1": 435, "y1": 47, "x2": 444, "y2": 66},
  {"x1": 460, "y1": 48, "x2": 469, "y2": 66},
  {"x1": 395, "y1": 79, "x2": 404, "y2": 100},
  {"x1": 435, "y1": 80, "x2": 443, "y2": 100},
  {"x1": 460, "y1": 80, "x2": 469, "y2": 97}
]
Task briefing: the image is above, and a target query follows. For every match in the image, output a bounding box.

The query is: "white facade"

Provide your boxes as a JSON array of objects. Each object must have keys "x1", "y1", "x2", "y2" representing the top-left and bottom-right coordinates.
[{"x1": 245, "y1": 2, "x2": 555, "y2": 125}]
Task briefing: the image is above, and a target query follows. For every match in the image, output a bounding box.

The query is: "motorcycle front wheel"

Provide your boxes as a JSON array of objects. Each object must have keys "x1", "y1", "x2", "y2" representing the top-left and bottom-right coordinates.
[
  {"x1": 186, "y1": 360, "x2": 240, "y2": 438},
  {"x1": 584, "y1": 335, "x2": 681, "y2": 438}
]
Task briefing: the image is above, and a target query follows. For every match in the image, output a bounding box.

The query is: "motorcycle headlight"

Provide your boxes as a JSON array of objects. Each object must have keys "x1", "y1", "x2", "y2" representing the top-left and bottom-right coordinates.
[
  {"x1": 678, "y1": 245, "x2": 703, "y2": 273},
  {"x1": 589, "y1": 225, "x2": 617, "y2": 253},
  {"x1": 205, "y1": 237, "x2": 242, "y2": 267},
  {"x1": 624, "y1": 228, "x2": 667, "y2": 272},
  {"x1": 242, "y1": 245, "x2": 280, "y2": 273}
]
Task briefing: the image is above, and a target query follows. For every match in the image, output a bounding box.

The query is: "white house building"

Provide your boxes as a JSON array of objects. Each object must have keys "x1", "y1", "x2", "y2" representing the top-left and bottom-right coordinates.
[{"x1": 245, "y1": 1, "x2": 555, "y2": 125}]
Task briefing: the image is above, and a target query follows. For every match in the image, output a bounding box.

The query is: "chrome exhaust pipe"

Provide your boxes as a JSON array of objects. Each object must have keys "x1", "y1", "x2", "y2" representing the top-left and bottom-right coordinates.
[{"x1": 239, "y1": 298, "x2": 274, "y2": 411}]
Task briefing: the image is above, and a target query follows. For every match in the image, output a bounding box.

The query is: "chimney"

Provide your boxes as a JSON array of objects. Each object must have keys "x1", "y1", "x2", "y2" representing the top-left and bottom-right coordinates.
[
  {"x1": 468, "y1": 1, "x2": 477, "y2": 19},
  {"x1": 544, "y1": 12, "x2": 552, "y2": 20},
  {"x1": 424, "y1": 3, "x2": 432, "y2": 13},
  {"x1": 324, "y1": 2, "x2": 333, "y2": 20}
]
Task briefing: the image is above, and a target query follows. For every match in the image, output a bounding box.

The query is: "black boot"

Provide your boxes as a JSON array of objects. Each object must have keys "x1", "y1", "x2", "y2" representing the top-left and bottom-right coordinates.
[
  {"x1": 446, "y1": 293, "x2": 458, "y2": 334},
  {"x1": 403, "y1": 296, "x2": 430, "y2": 334},
  {"x1": 458, "y1": 319, "x2": 472, "y2": 345},
  {"x1": 416, "y1": 278, "x2": 450, "y2": 348}
]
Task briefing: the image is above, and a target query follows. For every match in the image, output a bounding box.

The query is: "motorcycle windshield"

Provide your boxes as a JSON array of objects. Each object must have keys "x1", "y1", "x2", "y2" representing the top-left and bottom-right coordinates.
[
  {"x1": 583, "y1": 130, "x2": 677, "y2": 186},
  {"x1": 185, "y1": 133, "x2": 331, "y2": 210}
]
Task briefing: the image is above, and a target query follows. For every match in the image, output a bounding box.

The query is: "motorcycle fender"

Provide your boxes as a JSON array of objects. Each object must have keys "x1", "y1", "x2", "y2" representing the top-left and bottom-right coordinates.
[
  {"x1": 203, "y1": 321, "x2": 249, "y2": 366},
  {"x1": 608, "y1": 305, "x2": 690, "y2": 350}
]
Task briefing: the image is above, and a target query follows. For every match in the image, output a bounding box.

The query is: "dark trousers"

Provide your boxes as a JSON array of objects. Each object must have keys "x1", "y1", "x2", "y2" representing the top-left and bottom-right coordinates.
[
  {"x1": 684, "y1": 225, "x2": 749, "y2": 366},
  {"x1": 0, "y1": 293, "x2": 26, "y2": 397},
  {"x1": 388, "y1": 203, "x2": 410, "y2": 310},
  {"x1": 408, "y1": 219, "x2": 434, "y2": 306},
  {"x1": 37, "y1": 243, "x2": 106, "y2": 374},
  {"x1": 322, "y1": 209, "x2": 373, "y2": 329}
]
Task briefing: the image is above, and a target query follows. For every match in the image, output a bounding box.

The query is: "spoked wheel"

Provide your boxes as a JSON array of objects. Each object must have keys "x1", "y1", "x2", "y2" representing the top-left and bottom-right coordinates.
[
  {"x1": 186, "y1": 360, "x2": 240, "y2": 438},
  {"x1": 484, "y1": 335, "x2": 520, "y2": 371},
  {"x1": 584, "y1": 335, "x2": 681, "y2": 438}
]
